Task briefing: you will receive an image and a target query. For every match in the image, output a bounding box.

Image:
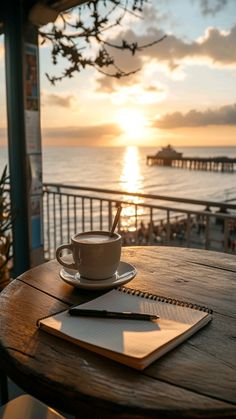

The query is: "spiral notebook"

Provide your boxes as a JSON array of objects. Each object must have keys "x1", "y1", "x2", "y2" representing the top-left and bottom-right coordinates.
[{"x1": 37, "y1": 287, "x2": 212, "y2": 370}]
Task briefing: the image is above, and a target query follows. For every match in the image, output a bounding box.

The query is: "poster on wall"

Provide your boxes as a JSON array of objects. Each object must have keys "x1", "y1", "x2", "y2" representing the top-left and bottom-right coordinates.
[
  {"x1": 25, "y1": 43, "x2": 41, "y2": 154},
  {"x1": 25, "y1": 110, "x2": 41, "y2": 153},
  {"x1": 25, "y1": 43, "x2": 39, "y2": 110},
  {"x1": 25, "y1": 43, "x2": 43, "y2": 258},
  {"x1": 28, "y1": 154, "x2": 42, "y2": 195}
]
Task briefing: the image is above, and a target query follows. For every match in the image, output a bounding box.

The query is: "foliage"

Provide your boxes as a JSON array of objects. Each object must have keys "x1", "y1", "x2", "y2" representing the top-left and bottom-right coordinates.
[
  {"x1": 39, "y1": 0, "x2": 166, "y2": 84},
  {"x1": 0, "y1": 166, "x2": 12, "y2": 288}
]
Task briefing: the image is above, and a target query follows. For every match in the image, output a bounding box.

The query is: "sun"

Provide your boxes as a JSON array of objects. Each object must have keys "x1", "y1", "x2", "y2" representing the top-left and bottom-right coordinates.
[{"x1": 116, "y1": 108, "x2": 147, "y2": 140}]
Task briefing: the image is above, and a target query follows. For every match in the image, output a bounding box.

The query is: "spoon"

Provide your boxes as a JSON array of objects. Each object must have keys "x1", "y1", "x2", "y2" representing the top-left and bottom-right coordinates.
[{"x1": 110, "y1": 205, "x2": 122, "y2": 236}]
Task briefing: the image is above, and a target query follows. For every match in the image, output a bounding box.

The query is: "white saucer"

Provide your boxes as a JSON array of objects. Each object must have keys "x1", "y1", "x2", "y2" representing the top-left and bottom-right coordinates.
[{"x1": 59, "y1": 261, "x2": 137, "y2": 290}]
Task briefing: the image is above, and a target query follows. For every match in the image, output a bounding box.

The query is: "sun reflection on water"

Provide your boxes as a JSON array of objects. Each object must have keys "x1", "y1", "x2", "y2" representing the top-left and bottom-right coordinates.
[
  {"x1": 119, "y1": 146, "x2": 145, "y2": 231},
  {"x1": 120, "y1": 146, "x2": 143, "y2": 193}
]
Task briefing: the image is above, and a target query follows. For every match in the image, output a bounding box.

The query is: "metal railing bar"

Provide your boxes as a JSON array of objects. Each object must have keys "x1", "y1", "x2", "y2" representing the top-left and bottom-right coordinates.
[
  {"x1": 135, "y1": 205, "x2": 138, "y2": 232},
  {"x1": 205, "y1": 215, "x2": 210, "y2": 250},
  {"x1": 90, "y1": 199, "x2": 93, "y2": 230},
  {"x1": 66, "y1": 195, "x2": 70, "y2": 242},
  {"x1": 43, "y1": 191, "x2": 236, "y2": 221},
  {"x1": 82, "y1": 197, "x2": 85, "y2": 232},
  {"x1": 73, "y1": 196, "x2": 77, "y2": 234},
  {"x1": 166, "y1": 210, "x2": 170, "y2": 243},
  {"x1": 100, "y1": 200, "x2": 103, "y2": 230},
  {"x1": 59, "y1": 193, "x2": 63, "y2": 244},
  {"x1": 46, "y1": 192, "x2": 50, "y2": 257},
  {"x1": 53, "y1": 193, "x2": 56, "y2": 254},
  {"x1": 43, "y1": 183, "x2": 236, "y2": 211},
  {"x1": 224, "y1": 219, "x2": 229, "y2": 252},
  {"x1": 186, "y1": 213, "x2": 191, "y2": 248},
  {"x1": 108, "y1": 202, "x2": 112, "y2": 231}
]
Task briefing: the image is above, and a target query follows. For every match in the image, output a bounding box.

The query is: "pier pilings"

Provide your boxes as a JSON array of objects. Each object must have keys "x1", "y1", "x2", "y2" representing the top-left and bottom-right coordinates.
[{"x1": 146, "y1": 156, "x2": 236, "y2": 172}]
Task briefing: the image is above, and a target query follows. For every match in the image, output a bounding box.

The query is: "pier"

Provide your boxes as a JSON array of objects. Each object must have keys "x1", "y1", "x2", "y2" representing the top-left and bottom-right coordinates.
[{"x1": 146, "y1": 146, "x2": 236, "y2": 172}]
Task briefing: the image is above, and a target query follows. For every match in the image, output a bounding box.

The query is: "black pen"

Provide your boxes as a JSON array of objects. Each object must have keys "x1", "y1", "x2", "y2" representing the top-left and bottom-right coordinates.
[{"x1": 68, "y1": 308, "x2": 159, "y2": 321}]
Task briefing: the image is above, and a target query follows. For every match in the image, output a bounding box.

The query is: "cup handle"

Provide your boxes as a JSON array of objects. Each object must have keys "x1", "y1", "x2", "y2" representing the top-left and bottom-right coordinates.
[{"x1": 56, "y1": 244, "x2": 77, "y2": 270}]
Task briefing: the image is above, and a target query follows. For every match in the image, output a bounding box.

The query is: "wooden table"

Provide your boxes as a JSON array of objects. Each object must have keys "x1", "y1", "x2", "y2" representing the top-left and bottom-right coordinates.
[{"x1": 0, "y1": 247, "x2": 235, "y2": 419}]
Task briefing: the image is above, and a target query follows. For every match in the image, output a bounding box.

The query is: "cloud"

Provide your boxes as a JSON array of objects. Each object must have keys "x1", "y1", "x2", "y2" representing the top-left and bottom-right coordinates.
[
  {"x1": 95, "y1": 28, "x2": 167, "y2": 93},
  {"x1": 154, "y1": 103, "x2": 236, "y2": 128},
  {"x1": 42, "y1": 123, "x2": 123, "y2": 146},
  {"x1": 1, "y1": 122, "x2": 123, "y2": 147},
  {"x1": 96, "y1": 23, "x2": 236, "y2": 92},
  {"x1": 96, "y1": 75, "x2": 124, "y2": 94},
  {"x1": 0, "y1": 127, "x2": 7, "y2": 145},
  {"x1": 140, "y1": 25, "x2": 236, "y2": 67},
  {"x1": 197, "y1": 0, "x2": 230, "y2": 16},
  {"x1": 110, "y1": 83, "x2": 167, "y2": 105},
  {"x1": 42, "y1": 93, "x2": 76, "y2": 108},
  {"x1": 140, "y1": 4, "x2": 170, "y2": 26}
]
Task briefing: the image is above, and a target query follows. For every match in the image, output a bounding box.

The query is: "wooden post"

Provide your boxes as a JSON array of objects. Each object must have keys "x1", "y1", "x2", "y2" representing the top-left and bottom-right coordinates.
[{"x1": 4, "y1": 1, "x2": 44, "y2": 276}]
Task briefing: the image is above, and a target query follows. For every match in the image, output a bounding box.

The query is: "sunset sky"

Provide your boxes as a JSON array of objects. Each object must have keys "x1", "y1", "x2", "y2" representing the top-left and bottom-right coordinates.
[{"x1": 0, "y1": 0, "x2": 236, "y2": 147}]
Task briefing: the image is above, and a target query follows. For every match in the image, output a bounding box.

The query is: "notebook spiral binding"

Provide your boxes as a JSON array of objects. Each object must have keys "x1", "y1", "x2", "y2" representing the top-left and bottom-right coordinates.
[{"x1": 117, "y1": 286, "x2": 213, "y2": 314}]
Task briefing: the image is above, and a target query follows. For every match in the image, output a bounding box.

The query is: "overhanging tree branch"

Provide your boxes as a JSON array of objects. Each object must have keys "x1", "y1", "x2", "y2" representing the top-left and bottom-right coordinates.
[{"x1": 39, "y1": 0, "x2": 166, "y2": 84}]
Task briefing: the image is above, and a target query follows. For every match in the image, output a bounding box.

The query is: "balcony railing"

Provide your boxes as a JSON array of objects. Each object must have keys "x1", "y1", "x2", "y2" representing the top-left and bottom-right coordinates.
[{"x1": 43, "y1": 183, "x2": 236, "y2": 261}]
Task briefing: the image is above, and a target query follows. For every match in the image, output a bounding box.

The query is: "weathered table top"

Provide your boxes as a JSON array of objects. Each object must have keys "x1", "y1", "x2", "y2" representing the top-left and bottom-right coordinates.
[{"x1": 0, "y1": 246, "x2": 236, "y2": 418}]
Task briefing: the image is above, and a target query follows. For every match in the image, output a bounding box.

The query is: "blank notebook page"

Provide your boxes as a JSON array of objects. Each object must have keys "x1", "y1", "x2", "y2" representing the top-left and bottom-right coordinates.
[{"x1": 40, "y1": 289, "x2": 210, "y2": 360}]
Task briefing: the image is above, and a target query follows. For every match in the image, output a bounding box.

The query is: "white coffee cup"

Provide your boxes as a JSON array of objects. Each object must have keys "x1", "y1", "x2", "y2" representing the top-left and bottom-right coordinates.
[{"x1": 56, "y1": 230, "x2": 122, "y2": 280}]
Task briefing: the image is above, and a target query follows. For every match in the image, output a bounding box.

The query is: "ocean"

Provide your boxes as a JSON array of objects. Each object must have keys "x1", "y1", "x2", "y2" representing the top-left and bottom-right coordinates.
[{"x1": 1, "y1": 145, "x2": 236, "y2": 203}]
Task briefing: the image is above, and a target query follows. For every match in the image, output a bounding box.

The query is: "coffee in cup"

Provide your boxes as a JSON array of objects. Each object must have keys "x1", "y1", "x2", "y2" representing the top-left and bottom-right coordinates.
[{"x1": 56, "y1": 230, "x2": 121, "y2": 280}]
